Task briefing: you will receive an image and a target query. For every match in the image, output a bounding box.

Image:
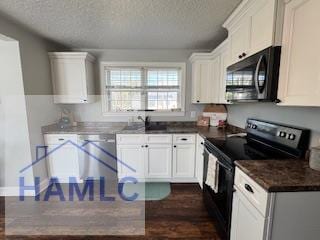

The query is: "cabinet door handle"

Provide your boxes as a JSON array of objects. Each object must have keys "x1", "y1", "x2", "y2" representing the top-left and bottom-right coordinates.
[
  {"x1": 200, "y1": 142, "x2": 204, "y2": 145},
  {"x1": 244, "y1": 184, "x2": 254, "y2": 193},
  {"x1": 196, "y1": 100, "x2": 200, "y2": 103},
  {"x1": 180, "y1": 138, "x2": 188, "y2": 141},
  {"x1": 145, "y1": 145, "x2": 149, "y2": 148},
  {"x1": 239, "y1": 55, "x2": 243, "y2": 59},
  {"x1": 141, "y1": 145, "x2": 144, "y2": 148},
  {"x1": 173, "y1": 145, "x2": 177, "y2": 148},
  {"x1": 242, "y1": 52, "x2": 247, "y2": 57}
]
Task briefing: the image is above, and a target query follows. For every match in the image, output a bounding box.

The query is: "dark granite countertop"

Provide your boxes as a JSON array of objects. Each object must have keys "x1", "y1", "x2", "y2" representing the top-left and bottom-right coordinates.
[
  {"x1": 42, "y1": 122, "x2": 243, "y2": 139},
  {"x1": 235, "y1": 160, "x2": 320, "y2": 192}
]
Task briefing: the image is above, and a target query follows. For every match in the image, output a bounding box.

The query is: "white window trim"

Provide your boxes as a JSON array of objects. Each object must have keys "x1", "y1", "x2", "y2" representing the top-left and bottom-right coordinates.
[{"x1": 100, "y1": 61, "x2": 186, "y2": 117}]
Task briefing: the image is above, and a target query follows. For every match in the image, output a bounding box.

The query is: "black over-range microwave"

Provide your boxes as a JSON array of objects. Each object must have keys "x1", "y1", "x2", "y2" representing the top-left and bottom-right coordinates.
[{"x1": 226, "y1": 46, "x2": 281, "y2": 102}]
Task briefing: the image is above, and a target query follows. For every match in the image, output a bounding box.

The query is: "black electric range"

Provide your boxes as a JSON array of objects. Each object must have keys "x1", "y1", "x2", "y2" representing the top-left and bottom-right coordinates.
[{"x1": 203, "y1": 119, "x2": 310, "y2": 240}]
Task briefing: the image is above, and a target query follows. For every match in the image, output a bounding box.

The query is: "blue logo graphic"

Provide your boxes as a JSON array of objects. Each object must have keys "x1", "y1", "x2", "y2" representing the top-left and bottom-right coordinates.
[{"x1": 19, "y1": 140, "x2": 139, "y2": 202}]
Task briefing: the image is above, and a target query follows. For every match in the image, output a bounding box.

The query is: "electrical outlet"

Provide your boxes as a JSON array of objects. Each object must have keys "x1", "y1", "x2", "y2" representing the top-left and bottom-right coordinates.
[{"x1": 190, "y1": 111, "x2": 197, "y2": 118}]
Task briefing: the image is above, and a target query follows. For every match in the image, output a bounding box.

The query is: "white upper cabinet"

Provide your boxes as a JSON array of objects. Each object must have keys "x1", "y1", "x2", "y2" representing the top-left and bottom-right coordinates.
[
  {"x1": 190, "y1": 39, "x2": 230, "y2": 104},
  {"x1": 190, "y1": 56, "x2": 215, "y2": 104},
  {"x1": 223, "y1": 0, "x2": 284, "y2": 65},
  {"x1": 277, "y1": 0, "x2": 320, "y2": 106},
  {"x1": 229, "y1": 17, "x2": 251, "y2": 64},
  {"x1": 48, "y1": 52, "x2": 96, "y2": 104}
]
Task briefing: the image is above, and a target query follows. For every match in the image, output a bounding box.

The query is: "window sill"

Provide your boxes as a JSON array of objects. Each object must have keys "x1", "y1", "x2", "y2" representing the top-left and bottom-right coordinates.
[{"x1": 102, "y1": 111, "x2": 186, "y2": 117}]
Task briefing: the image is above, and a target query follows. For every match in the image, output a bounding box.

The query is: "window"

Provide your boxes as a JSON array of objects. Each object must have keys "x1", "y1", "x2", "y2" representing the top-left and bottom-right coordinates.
[{"x1": 101, "y1": 62, "x2": 186, "y2": 115}]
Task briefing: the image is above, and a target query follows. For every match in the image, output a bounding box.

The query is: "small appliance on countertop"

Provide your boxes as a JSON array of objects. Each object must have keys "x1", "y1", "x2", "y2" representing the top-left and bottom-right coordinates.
[{"x1": 203, "y1": 118, "x2": 310, "y2": 239}]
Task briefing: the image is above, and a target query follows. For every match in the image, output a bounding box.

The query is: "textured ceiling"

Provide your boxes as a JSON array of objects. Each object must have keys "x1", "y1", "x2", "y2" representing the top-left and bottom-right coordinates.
[{"x1": 0, "y1": 0, "x2": 241, "y2": 49}]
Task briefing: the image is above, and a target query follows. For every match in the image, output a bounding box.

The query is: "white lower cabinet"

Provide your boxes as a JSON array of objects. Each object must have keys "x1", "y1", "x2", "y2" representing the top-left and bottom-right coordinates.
[
  {"x1": 116, "y1": 144, "x2": 145, "y2": 179},
  {"x1": 44, "y1": 134, "x2": 81, "y2": 183},
  {"x1": 172, "y1": 143, "x2": 196, "y2": 179},
  {"x1": 231, "y1": 188, "x2": 267, "y2": 240},
  {"x1": 231, "y1": 167, "x2": 320, "y2": 240},
  {"x1": 145, "y1": 144, "x2": 172, "y2": 179},
  {"x1": 196, "y1": 134, "x2": 205, "y2": 188},
  {"x1": 116, "y1": 134, "x2": 196, "y2": 182}
]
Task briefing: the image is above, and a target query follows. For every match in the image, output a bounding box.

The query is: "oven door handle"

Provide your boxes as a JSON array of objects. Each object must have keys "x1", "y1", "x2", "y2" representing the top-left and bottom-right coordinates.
[{"x1": 204, "y1": 147, "x2": 233, "y2": 172}]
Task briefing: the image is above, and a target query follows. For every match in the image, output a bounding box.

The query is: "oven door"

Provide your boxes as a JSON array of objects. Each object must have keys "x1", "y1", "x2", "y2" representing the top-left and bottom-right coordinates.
[{"x1": 203, "y1": 146, "x2": 234, "y2": 239}]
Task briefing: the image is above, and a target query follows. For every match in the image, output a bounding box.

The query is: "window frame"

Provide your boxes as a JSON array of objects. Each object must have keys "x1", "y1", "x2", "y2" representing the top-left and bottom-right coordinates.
[{"x1": 100, "y1": 62, "x2": 186, "y2": 116}]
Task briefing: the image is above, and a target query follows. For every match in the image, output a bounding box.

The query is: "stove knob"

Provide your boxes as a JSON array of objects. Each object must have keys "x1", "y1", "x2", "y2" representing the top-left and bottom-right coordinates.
[
  {"x1": 277, "y1": 131, "x2": 287, "y2": 138},
  {"x1": 252, "y1": 124, "x2": 257, "y2": 129},
  {"x1": 280, "y1": 131, "x2": 287, "y2": 138},
  {"x1": 288, "y1": 134, "x2": 296, "y2": 140}
]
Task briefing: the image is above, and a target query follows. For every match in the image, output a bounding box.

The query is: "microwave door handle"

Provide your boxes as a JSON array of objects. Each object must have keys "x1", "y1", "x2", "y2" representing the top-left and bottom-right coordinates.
[{"x1": 254, "y1": 55, "x2": 264, "y2": 94}]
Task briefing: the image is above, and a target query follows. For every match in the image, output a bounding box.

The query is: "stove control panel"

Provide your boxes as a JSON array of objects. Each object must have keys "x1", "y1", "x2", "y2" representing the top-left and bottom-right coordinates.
[{"x1": 246, "y1": 119, "x2": 310, "y2": 151}]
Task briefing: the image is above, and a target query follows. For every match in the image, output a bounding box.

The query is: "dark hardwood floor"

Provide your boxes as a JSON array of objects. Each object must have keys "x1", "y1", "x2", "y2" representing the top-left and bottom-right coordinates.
[{"x1": 0, "y1": 184, "x2": 221, "y2": 240}]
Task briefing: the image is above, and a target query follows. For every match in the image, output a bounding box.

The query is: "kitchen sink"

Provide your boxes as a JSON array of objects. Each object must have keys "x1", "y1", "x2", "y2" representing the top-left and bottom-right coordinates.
[
  {"x1": 123, "y1": 124, "x2": 144, "y2": 131},
  {"x1": 146, "y1": 124, "x2": 167, "y2": 131}
]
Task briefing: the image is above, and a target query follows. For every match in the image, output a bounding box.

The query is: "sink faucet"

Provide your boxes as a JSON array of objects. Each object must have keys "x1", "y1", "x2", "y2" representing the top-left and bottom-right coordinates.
[{"x1": 138, "y1": 116, "x2": 151, "y2": 127}]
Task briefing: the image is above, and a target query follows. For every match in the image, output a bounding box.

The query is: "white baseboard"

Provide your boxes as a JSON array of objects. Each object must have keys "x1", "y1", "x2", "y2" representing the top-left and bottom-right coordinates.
[{"x1": 0, "y1": 178, "x2": 50, "y2": 197}]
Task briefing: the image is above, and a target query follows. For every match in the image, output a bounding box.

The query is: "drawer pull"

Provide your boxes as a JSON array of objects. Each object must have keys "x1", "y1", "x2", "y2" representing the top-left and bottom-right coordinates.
[
  {"x1": 180, "y1": 138, "x2": 188, "y2": 141},
  {"x1": 245, "y1": 184, "x2": 254, "y2": 193},
  {"x1": 58, "y1": 138, "x2": 65, "y2": 141}
]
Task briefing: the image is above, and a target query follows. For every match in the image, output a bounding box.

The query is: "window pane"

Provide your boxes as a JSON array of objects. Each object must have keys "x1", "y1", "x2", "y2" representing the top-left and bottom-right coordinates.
[
  {"x1": 147, "y1": 69, "x2": 179, "y2": 87},
  {"x1": 147, "y1": 91, "x2": 179, "y2": 110},
  {"x1": 108, "y1": 68, "x2": 142, "y2": 87},
  {"x1": 109, "y1": 91, "x2": 142, "y2": 111}
]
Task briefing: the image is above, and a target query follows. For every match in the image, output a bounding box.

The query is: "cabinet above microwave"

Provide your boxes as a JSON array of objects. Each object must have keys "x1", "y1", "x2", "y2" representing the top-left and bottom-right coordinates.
[{"x1": 223, "y1": 0, "x2": 285, "y2": 65}]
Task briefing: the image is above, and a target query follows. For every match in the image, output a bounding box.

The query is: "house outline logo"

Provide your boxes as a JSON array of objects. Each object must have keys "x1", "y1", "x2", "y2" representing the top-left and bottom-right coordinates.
[{"x1": 19, "y1": 140, "x2": 136, "y2": 174}]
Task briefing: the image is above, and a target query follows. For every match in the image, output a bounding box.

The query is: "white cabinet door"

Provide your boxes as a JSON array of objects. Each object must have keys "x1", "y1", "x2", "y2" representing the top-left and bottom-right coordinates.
[
  {"x1": 278, "y1": 0, "x2": 320, "y2": 106},
  {"x1": 211, "y1": 56, "x2": 221, "y2": 103},
  {"x1": 196, "y1": 135, "x2": 205, "y2": 188},
  {"x1": 117, "y1": 144, "x2": 145, "y2": 179},
  {"x1": 229, "y1": 18, "x2": 251, "y2": 65},
  {"x1": 172, "y1": 144, "x2": 196, "y2": 178},
  {"x1": 192, "y1": 60, "x2": 214, "y2": 103},
  {"x1": 219, "y1": 42, "x2": 231, "y2": 103},
  {"x1": 49, "y1": 52, "x2": 95, "y2": 104},
  {"x1": 145, "y1": 144, "x2": 172, "y2": 179},
  {"x1": 249, "y1": 0, "x2": 277, "y2": 55},
  {"x1": 47, "y1": 144, "x2": 80, "y2": 183},
  {"x1": 230, "y1": 189, "x2": 267, "y2": 240}
]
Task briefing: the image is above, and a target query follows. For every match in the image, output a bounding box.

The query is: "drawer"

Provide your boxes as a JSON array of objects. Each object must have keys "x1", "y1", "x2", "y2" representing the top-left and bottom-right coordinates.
[
  {"x1": 145, "y1": 134, "x2": 172, "y2": 144},
  {"x1": 234, "y1": 167, "x2": 270, "y2": 217},
  {"x1": 44, "y1": 134, "x2": 78, "y2": 145},
  {"x1": 116, "y1": 134, "x2": 145, "y2": 144},
  {"x1": 173, "y1": 134, "x2": 196, "y2": 144}
]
